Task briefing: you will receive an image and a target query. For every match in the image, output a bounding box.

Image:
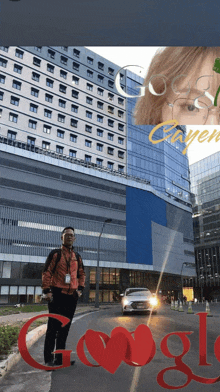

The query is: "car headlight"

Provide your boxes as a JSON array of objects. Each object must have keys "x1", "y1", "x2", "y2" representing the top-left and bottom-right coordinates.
[
  {"x1": 149, "y1": 296, "x2": 158, "y2": 306},
  {"x1": 123, "y1": 298, "x2": 131, "y2": 306}
]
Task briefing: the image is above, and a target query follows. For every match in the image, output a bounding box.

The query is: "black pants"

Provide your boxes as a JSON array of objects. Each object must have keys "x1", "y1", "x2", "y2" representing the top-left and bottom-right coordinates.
[{"x1": 44, "y1": 287, "x2": 78, "y2": 364}]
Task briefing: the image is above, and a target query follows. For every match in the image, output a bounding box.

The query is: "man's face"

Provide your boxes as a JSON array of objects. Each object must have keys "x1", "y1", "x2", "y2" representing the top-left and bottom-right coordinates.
[{"x1": 62, "y1": 228, "x2": 75, "y2": 248}]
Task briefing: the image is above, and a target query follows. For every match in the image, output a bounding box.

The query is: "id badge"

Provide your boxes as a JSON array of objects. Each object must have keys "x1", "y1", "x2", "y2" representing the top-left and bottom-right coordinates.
[{"x1": 65, "y1": 274, "x2": 71, "y2": 284}]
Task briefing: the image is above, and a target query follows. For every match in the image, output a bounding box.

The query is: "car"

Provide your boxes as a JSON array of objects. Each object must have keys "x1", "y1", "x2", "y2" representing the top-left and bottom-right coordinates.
[{"x1": 121, "y1": 287, "x2": 159, "y2": 315}]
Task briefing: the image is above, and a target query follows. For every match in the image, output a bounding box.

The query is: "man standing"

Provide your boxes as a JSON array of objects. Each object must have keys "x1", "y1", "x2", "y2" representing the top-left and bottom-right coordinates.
[{"x1": 42, "y1": 226, "x2": 85, "y2": 367}]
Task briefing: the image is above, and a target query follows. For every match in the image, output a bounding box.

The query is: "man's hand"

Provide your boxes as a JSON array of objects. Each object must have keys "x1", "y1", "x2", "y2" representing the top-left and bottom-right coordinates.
[
  {"x1": 76, "y1": 290, "x2": 82, "y2": 297},
  {"x1": 43, "y1": 292, "x2": 53, "y2": 301}
]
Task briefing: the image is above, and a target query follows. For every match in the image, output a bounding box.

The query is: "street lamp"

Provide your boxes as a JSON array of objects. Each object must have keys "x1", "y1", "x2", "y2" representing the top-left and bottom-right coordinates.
[
  {"x1": 180, "y1": 262, "x2": 196, "y2": 301},
  {"x1": 95, "y1": 219, "x2": 112, "y2": 308}
]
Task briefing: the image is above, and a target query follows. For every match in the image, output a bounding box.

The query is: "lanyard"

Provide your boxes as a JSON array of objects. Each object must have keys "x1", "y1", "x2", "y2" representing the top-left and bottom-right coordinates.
[{"x1": 62, "y1": 250, "x2": 72, "y2": 274}]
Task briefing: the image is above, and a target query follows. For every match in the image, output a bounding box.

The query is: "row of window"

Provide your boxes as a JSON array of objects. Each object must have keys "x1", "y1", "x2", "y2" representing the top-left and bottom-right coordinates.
[
  {"x1": 7, "y1": 130, "x2": 124, "y2": 158},
  {"x1": 7, "y1": 110, "x2": 124, "y2": 131}
]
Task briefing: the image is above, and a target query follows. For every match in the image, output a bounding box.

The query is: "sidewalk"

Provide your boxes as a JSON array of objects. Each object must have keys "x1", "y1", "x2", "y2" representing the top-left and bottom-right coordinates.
[{"x1": 0, "y1": 304, "x2": 107, "y2": 389}]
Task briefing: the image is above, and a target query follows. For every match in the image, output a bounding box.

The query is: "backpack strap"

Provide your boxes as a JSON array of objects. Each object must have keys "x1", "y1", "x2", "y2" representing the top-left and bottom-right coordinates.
[{"x1": 43, "y1": 248, "x2": 61, "y2": 273}]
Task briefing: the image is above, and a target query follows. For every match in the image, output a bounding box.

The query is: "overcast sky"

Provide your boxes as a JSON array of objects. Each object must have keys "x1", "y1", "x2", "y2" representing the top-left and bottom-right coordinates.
[{"x1": 87, "y1": 46, "x2": 220, "y2": 166}]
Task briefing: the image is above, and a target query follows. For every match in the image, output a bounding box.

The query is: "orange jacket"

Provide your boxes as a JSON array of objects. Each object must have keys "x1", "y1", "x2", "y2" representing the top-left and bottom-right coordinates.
[{"x1": 42, "y1": 246, "x2": 85, "y2": 295}]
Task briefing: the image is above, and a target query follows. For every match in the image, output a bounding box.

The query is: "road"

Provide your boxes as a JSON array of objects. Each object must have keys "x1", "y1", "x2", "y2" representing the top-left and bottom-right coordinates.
[
  {"x1": 1, "y1": 303, "x2": 220, "y2": 392},
  {"x1": 1, "y1": 0, "x2": 220, "y2": 45},
  {"x1": 51, "y1": 303, "x2": 220, "y2": 392}
]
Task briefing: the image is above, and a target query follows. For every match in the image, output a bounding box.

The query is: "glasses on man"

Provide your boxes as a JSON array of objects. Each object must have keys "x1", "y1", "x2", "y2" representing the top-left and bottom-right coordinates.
[{"x1": 167, "y1": 97, "x2": 220, "y2": 125}]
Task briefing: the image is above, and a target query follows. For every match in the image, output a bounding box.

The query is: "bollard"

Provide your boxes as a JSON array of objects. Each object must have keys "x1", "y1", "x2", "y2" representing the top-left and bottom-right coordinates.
[
  {"x1": 187, "y1": 301, "x2": 194, "y2": 314},
  {"x1": 170, "y1": 300, "x2": 175, "y2": 310},
  {"x1": 178, "y1": 300, "x2": 184, "y2": 312},
  {"x1": 205, "y1": 300, "x2": 213, "y2": 317},
  {"x1": 174, "y1": 301, "x2": 179, "y2": 311}
]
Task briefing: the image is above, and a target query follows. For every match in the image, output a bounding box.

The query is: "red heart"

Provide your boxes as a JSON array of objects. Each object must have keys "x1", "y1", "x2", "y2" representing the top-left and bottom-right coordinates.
[
  {"x1": 111, "y1": 324, "x2": 156, "y2": 366},
  {"x1": 84, "y1": 329, "x2": 129, "y2": 373}
]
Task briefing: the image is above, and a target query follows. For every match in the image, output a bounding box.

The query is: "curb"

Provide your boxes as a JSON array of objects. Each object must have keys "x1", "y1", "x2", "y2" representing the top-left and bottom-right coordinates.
[{"x1": 0, "y1": 307, "x2": 100, "y2": 379}]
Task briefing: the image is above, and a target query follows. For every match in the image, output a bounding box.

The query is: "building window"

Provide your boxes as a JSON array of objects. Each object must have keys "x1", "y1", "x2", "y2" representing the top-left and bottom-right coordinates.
[
  {"x1": 108, "y1": 93, "x2": 114, "y2": 101},
  {"x1": 71, "y1": 104, "x2": 78, "y2": 113},
  {"x1": 118, "y1": 151, "x2": 124, "y2": 159},
  {"x1": 46, "y1": 78, "x2": 54, "y2": 88},
  {"x1": 87, "y1": 56, "x2": 93, "y2": 64},
  {"x1": 72, "y1": 90, "x2": 79, "y2": 99},
  {"x1": 31, "y1": 87, "x2": 39, "y2": 97},
  {"x1": 34, "y1": 46, "x2": 42, "y2": 52},
  {"x1": 42, "y1": 141, "x2": 50, "y2": 150},
  {"x1": 14, "y1": 64, "x2": 22, "y2": 74},
  {"x1": 97, "y1": 115, "x2": 103, "y2": 123},
  {"x1": 58, "y1": 114, "x2": 65, "y2": 123},
  {"x1": 60, "y1": 70, "x2": 67, "y2": 79},
  {"x1": 97, "y1": 88, "x2": 103, "y2": 97},
  {"x1": 59, "y1": 84, "x2": 66, "y2": 93},
  {"x1": 73, "y1": 48, "x2": 80, "y2": 58},
  {"x1": 56, "y1": 145, "x2": 64, "y2": 154},
  {"x1": 0, "y1": 75, "x2": 5, "y2": 84},
  {"x1": 44, "y1": 109, "x2": 52, "y2": 118},
  {"x1": 33, "y1": 57, "x2": 41, "y2": 67},
  {"x1": 28, "y1": 120, "x2": 37, "y2": 129},
  {"x1": 108, "y1": 106, "x2": 114, "y2": 114},
  {"x1": 57, "y1": 129, "x2": 64, "y2": 138},
  {"x1": 48, "y1": 49, "x2": 55, "y2": 59},
  {"x1": 108, "y1": 133, "x2": 114, "y2": 141},
  {"x1": 8, "y1": 130, "x2": 17, "y2": 140},
  {"x1": 45, "y1": 93, "x2": 53, "y2": 103},
  {"x1": 15, "y1": 49, "x2": 24, "y2": 59},
  {"x1": 12, "y1": 80, "x2": 21, "y2": 90},
  {"x1": 86, "y1": 111, "x2": 92, "y2": 119},
  {"x1": 43, "y1": 125, "x2": 51, "y2": 134},
  {"x1": 60, "y1": 56, "x2": 68, "y2": 65},
  {"x1": 118, "y1": 110, "x2": 124, "y2": 118},
  {"x1": 96, "y1": 158, "x2": 103, "y2": 166},
  {"x1": 69, "y1": 149, "x2": 77, "y2": 158},
  {"x1": 87, "y1": 83, "x2": 93, "y2": 91},
  {"x1": 108, "y1": 80, "x2": 114, "y2": 88},
  {"x1": 27, "y1": 136, "x2": 35, "y2": 146},
  {"x1": 86, "y1": 96, "x2": 93, "y2": 105},
  {"x1": 97, "y1": 129, "x2": 103, "y2": 137},
  {"x1": 0, "y1": 58, "x2": 7, "y2": 68},
  {"x1": 9, "y1": 113, "x2": 18, "y2": 123},
  {"x1": 32, "y1": 72, "x2": 40, "y2": 82},
  {"x1": 97, "y1": 101, "x2": 103, "y2": 109},
  {"x1": 87, "y1": 70, "x2": 93, "y2": 78},
  {"x1": 72, "y1": 76, "x2": 79, "y2": 85},
  {"x1": 85, "y1": 125, "x2": 92, "y2": 133},
  {"x1": 47, "y1": 64, "x2": 54, "y2": 73},
  {"x1": 73, "y1": 62, "x2": 79, "y2": 71},
  {"x1": 0, "y1": 91, "x2": 4, "y2": 100},
  {"x1": 97, "y1": 143, "x2": 103, "y2": 152},
  {"x1": 118, "y1": 97, "x2": 124, "y2": 105},
  {"x1": 10, "y1": 96, "x2": 19, "y2": 106},
  {"x1": 97, "y1": 75, "x2": 104, "y2": 83},
  {"x1": 118, "y1": 165, "x2": 124, "y2": 172},
  {"x1": 108, "y1": 147, "x2": 114, "y2": 155},
  {"x1": 108, "y1": 67, "x2": 114, "y2": 76},
  {"x1": 85, "y1": 139, "x2": 92, "y2": 147},
  {"x1": 70, "y1": 134, "x2": 77, "y2": 142},
  {"x1": 108, "y1": 119, "x2": 114, "y2": 127},
  {"x1": 98, "y1": 61, "x2": 104, "y2": 70},
  {"x1": 0, "y1": 46, "x2": 9, "y2": 52},
  {"x1": 85, "y1": 155, "x2": 91, "y2": 162},
  {"x1": 118, "y1": 137, "x2": 124, "y2": 145},
  {"x1": 71, "y1": 119, "x2": 78, "y2": 128},
  {"x1": 61, "y1": 46, "x2": 68, "y2": 52},
  {"x1": 118, "y1": 123, "x2": 124, "y2": 131},
  {"x1": 30, "y1": 103, "x2": 38, "y2": 113},
  {"x1": 59, "y1": 99, "x2": 66, "y2": 108},
  {"x1": 107, "y1": 162, "x2": 114, "y2": 170}
]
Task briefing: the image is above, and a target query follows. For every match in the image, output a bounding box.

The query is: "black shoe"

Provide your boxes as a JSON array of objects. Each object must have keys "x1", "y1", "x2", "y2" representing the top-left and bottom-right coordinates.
[
  {"x1": 53, "y1": 359, "x2": 75, "y2": 367},
  {"x1": 45, "y1": 361, "x2": 56, "y2": 371}
]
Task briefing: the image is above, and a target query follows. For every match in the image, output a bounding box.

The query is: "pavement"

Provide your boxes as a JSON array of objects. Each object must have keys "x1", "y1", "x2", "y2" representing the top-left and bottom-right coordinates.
[{"x1": 0, "y1": 303, "x2": 110, "y2": 390}]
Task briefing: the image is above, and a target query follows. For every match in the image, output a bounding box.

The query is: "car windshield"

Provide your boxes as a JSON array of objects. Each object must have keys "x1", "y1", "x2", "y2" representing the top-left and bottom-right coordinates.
[{"x1": 126, "y1": 289, "x2": 150, "y2": 296}]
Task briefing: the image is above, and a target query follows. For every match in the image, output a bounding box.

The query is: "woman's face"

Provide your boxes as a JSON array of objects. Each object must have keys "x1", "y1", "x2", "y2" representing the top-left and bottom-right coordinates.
[{"x1": 161, "y1": 56, "x2": 220, "y2": 125}]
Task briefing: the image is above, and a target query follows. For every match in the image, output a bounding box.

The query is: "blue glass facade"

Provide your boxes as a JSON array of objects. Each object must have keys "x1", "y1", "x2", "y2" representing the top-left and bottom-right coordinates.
[{"x1": 126, "y1": 70, "x2": 191, "y2": 206}]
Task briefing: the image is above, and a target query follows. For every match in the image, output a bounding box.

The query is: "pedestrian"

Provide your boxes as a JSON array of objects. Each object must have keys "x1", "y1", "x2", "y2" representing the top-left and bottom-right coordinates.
[
  {"x1": 134, "y1": 47, "x2": 220, "y2": 126},
  {"x1": 42, "y1": 226, "x2": 85, "y2": 367}
]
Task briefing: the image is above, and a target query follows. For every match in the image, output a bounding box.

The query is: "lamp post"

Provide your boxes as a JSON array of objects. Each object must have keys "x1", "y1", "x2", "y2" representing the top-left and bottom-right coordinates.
[
  {"x1": 180, "y1": 262, "x2": 196, "y2": 301},
  {"x1": 95, "y1": 219, "x2": 112, "y2": 308}
]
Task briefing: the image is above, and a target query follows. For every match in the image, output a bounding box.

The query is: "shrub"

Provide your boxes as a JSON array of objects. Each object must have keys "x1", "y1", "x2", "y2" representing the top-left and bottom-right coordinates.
[{"x1": 0, "y1": 325, "x2": 20, "y2": 360}]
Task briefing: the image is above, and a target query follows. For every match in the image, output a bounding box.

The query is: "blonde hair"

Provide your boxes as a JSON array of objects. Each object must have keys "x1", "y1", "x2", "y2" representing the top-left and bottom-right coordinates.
[{"x1": 134, "y1": 47, "x2": 220, "y2": 125}]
